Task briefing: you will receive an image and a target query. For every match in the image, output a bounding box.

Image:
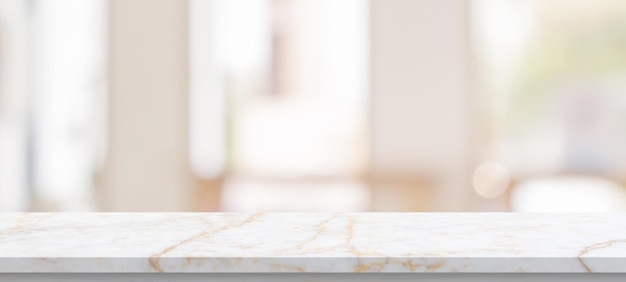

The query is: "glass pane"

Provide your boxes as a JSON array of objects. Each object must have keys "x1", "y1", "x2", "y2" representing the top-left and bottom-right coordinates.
[
  {"x1": 0, "y1": 0, "x2": 107, "y2": 211},
  {"x1": 191, "y1": 0, "x2": 369, "y2": 179},
  {"x1": 0, "y1": 0, "x2": 30, "y2": 211},
  {"x1": 474, "y1": 0, "x2": 626, "y2": 178},
  {"x1": 473, "y1": 0, "x2": 626, "y2": 211}
]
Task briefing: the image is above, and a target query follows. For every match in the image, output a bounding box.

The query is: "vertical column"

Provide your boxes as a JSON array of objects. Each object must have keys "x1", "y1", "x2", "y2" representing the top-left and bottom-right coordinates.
[
  {"x1": 105, "y1": 0, "x2": 193, "y2": 211},
  {"x1": 188, "y1": 0, "x2": 226, "y2": 211},
  {"x1": 369, "y1": 0, "x2": 474, "y2": 211}
]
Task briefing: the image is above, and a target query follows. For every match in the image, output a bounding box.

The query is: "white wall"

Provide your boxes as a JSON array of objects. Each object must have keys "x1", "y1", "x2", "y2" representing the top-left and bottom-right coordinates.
[
  {"x1": 104, "y1": 0, "x2": 193, "y2": 211},
  {"x1": 370, "y1": 0, "x2": 473, "y2": 211}
]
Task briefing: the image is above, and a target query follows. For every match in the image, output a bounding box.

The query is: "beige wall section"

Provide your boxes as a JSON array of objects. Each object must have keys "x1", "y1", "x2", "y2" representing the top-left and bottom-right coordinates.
[
  {"x1": 370, "y1": 0, "x2": 474, "y2": 211},
  {"x1": 103, "y1": 0, "x2": 193, "y2": 211}
]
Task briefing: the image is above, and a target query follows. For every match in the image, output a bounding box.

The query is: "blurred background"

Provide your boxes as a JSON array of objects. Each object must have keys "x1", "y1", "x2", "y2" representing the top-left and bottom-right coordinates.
[{"x1": 2, "y1": 0, "x2": 626, "y2": 212}]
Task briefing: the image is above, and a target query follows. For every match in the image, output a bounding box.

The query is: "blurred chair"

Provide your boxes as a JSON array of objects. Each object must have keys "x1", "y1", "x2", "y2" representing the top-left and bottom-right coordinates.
[{"x1": 510, "y1": 176, "x2": 626, "y2": 212}]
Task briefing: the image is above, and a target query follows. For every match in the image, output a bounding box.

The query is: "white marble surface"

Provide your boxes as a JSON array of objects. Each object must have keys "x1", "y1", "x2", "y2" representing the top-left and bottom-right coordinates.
[{"x1": 1, "y1": 213, "x2": 626, "y2": 273}]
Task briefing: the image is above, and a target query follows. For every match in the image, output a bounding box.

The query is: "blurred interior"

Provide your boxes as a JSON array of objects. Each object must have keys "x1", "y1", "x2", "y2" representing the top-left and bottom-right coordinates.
[{"x1": 2, "y1": 0, "x2": 626, "y2": 212}]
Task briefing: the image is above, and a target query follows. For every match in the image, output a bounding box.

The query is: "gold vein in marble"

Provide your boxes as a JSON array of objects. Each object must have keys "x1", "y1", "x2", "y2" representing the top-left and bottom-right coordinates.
[{"x1": 0, "y1": 213, "x2": 625, "y2": 273}]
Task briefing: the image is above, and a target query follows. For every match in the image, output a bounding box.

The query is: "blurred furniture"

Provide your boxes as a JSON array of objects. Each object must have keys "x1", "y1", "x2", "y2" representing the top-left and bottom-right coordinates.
[{"x1": 509, "y1": 175, "x2": 626, "y2": 212}]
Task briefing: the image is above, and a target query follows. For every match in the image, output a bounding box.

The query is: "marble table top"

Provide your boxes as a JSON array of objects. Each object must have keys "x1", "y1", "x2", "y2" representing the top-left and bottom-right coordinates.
[{"x1": 0, "y1": 213, "x2": 625, "y2": 273}]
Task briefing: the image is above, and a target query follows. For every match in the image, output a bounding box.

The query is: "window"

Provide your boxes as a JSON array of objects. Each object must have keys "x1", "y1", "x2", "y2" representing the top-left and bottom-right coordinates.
[
  {"x1": 472, "y1": 0, "x2": 626, "y2": 211},
  {"x1": 190, "y1": 0, "x2": 370, "y2": 211},
  {"x1": 474, "y1": 0, "x2": 626, "y2": 177},
  {"x1": 0, "y1": 0, "x2": 30, "y2": 211},
  {"x1": 0, "y1": 0, "x2": 106, "y2": 211}
]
